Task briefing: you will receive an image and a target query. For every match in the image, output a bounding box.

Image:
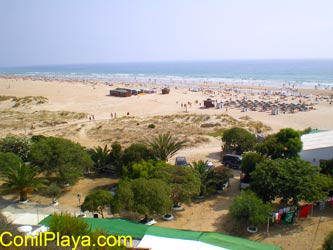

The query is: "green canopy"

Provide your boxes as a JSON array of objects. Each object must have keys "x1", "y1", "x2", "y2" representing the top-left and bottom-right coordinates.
[
  {"x1": 39, "y1": 216, "x2": 281, "y2": 250},
  {"x1": 39, "y1": 216, "x2": 148, "y2": 239}
]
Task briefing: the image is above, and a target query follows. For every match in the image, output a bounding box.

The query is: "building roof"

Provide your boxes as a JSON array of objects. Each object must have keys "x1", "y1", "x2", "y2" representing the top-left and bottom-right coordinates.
[
  {"x1": 39, "y1": 216, "x2": 281, "y2": 250},
  {"x1": 301, "y1": 130, "x2": 333, "y2": 151}
]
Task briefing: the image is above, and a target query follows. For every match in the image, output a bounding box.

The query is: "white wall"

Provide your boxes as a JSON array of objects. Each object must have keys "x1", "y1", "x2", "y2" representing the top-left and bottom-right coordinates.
[{"x1": 299, "y1": 147, "x2": 333, "y2": 166}]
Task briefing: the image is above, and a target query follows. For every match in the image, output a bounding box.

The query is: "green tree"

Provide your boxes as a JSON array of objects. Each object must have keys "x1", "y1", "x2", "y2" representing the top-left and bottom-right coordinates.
[
  {"x1": 0, "y1": 134, "x2": 32, "y2": 161},
  {"x1": 323, "y1": 230, "x2": 333, "y2": 250},
  {"x1": 151, "y1": 165, "x2": 200, "y2": 206},
  {"x1": 130, "y1": 160, "x2": 158, "y2": 179},
  {"x1": 0, "y1": 152, "x2": 22, "y2": 173},
  {"x1": 81, "y1": 190, "x2": 113, "y2": 218},
  {"x1": 257, "y1": 128, "x2": 302, "y2": 159},
  {"x1": 191, "y1": 160, "x2": 233, "y2": 195},
  {"x1": 108, "y1": 142, "x2": 124, "y2": 175},
  {"x1": 251, "y1": 158, "x2": 331, "y2": 204},
  {"x1": 146, "y1": 133, "x2": 186, "y2": 161},
  {"x1": 49, "y1": 212, "x2": 127, "y2": 250},
  {"x1": 191, "y1": 160, "x2": 209, "y2": 196},
  {"x1": 121, "y1": 143, "x2": 154, "y2": 175},
  {"x1": 124, "y1": 160, "x2": 168, "y2": 179},
  {"x1": 230, "y1": 190, "x2": 272, "y2": 227},
  {"x1": 30, "y1": 137, "x2": 93, "y2": 185},
  {"x1": 45, "y1": 183, "x2": 61, "y2": 204},
  {"x1": 206, "y1": 166, "x2": 233, "y2": 192},
  {"x1": 240, "y1": 152, "x2": 265, "y2": 183},
  {"x1": 122, "y1": 143, "x2": 153, "y2": 166},
  {"x1": 222, "y1": 127, "x2": 256, "y2": 154},
  {"x1": 114, "y1": 178, "x2": 172, "y2": 220},
  {"x1": 320, "y1": 158, "x2": 333, "y2": 176},
  {"x1": 1, "y1": 163, "x2": 47, "y2": 201},
  {"x1": 49, "y1": 212, "x2": 91, "y2": 237},
  {"x1": 87, "y1": 145, "x2": 110, "y2": 173}
]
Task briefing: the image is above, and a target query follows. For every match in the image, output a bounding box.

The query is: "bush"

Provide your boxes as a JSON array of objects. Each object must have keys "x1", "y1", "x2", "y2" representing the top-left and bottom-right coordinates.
[
  {"x1": 45, "y1": 183, "x2": 61, "y2": 203},
  {"x1": 230, "y1": 190, "x2": 272, "y2": 227},
  {"x1": 148, "y1": 124, "x2": 155, "y2": 128},
  {"x1": 0, "y1": 134, "x2": 32, "y2": 161},
  {"x1": 222, "y1": 127, "x2": 256, "y2": 154},
  {"x1": 323, "y1": 230, "x2": 333, "y2": 250}
]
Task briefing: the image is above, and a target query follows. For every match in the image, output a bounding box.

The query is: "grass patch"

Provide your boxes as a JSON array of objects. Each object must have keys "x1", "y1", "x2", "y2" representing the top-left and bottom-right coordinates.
[
  {"x1": 200, "y1": 123, "x2": 221, "y2": 128},
  {"x1": 239, "y1": 115, "x2": 252, "y2": 121},
  {"x1": 246, "y1": 121, "x2": 272, "y2": 133},
  {"x1": 0, "y1": 96, "x2": 16, "y2": 102},
  {"x1": 208, "y1": 128, "x2": 226, "y2": 137},
  {"x1": 12, "y1": 96, "x2": 48, "y2": 107}
]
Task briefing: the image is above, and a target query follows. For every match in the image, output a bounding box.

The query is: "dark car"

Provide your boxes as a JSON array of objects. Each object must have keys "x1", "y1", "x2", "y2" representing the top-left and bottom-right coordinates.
[
  {"x1": 175, "y1": 157, "x2": 188, "y2": 167},
  {"x1": 222, "y1": 154, "x2": 242, "y2": 169}
]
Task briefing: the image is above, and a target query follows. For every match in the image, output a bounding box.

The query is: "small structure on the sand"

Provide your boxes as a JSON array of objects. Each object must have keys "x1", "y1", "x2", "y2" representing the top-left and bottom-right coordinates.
[
  {"x1": 162, "y1": 88, "x2": 170, "y2": 94},
  {"x1": 204, "y1": 98, "x2": 215, "y2": 108},
  {"x1": 109, "y1": 88, "x2": 132, "y2": 97}
]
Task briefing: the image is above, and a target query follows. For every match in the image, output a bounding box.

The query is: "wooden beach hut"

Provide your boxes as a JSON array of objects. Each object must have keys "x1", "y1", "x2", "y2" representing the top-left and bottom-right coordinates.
[
  {"x1": 109, "y1": 88, "x2": 132, "y2": 97},
  {"x1": 161, "y1": 88, "x2": 170, "y2": 94},
  {"x1": 204, "y1": 98, "x2": 215, "y2": 108}
]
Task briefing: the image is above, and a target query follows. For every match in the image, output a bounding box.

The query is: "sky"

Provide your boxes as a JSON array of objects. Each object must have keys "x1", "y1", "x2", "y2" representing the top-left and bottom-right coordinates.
[{"x1": 1, "y1": 0, "x2": 333, "y2": 67}]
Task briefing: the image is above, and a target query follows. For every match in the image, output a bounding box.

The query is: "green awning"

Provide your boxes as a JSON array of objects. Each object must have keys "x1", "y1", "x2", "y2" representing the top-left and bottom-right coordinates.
[
  {"x1": 39, "y1": 216, "x2": 281, "y2": 250},
  {"x1": 39, "y1": 216, "x2": 148, "y2": 239}
]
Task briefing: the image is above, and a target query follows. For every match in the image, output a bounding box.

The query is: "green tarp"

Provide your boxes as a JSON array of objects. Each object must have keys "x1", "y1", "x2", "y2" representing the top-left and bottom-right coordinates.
[
  {"x1": 145, "y1": 227, "x2": 281, "y2": 250},
  {"x1": 39, "y1": 216, "x2": 148, "y2": 239},
  {"x1": 39, "y1": 216, "x2": 281, "y2": 250}
]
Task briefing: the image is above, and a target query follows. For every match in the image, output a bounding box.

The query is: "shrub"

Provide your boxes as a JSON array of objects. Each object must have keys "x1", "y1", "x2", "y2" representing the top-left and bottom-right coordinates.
[
  {"x1": 230, "y1": 190, "x2": 272, "y2": 227},
  {"x1": 148, "y1": 124, "x2": 155, "y2": 128},
  {"x1": 323, "y1": 230, "x2": 333, "y2": 250}
]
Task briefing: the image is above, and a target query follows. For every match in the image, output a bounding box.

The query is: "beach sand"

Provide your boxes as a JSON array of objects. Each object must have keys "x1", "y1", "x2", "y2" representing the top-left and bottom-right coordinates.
[{"x1": 0, "y1": 76, "x2": 333, "y2": 249}]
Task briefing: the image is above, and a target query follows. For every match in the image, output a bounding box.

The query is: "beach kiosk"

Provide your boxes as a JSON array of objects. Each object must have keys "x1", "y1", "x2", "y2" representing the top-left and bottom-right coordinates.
[
  {"x1": 109, "y1": 88, "x2": 132, "y2": 97},
  {"x1": 204, "y1": 98, "x2": 215, "y2": 108},
  {"x1": 162, "y1": 88, "x2": 170, "y2": 94}
]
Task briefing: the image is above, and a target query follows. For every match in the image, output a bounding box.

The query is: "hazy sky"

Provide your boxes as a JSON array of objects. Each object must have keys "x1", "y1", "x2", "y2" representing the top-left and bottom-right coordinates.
[{"x1": 1, "y1": 0, "x2": 333, "y2": 67}]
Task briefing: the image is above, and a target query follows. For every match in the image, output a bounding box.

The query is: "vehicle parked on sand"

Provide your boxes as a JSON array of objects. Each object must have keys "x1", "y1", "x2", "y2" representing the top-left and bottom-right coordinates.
[
  {"x1": 175, "y1": 157, "x2": 188, "y2": 167},
  {"x1": 221, "y1": 154, "x2": 242, "y2": 169}
]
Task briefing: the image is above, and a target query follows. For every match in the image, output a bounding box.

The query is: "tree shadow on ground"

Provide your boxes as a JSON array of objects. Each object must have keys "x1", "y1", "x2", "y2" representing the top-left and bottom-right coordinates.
[
  {"x1": 0, "y1": 195, "x2": 17, "y2": 209},
  {"x1": 206, "y1": 151, "x2": 222, "y2": 161}
]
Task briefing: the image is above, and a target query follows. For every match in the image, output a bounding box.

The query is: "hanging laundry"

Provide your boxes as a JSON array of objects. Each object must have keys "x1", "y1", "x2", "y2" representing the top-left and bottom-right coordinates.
[
  {"x1": 283, "y1": 211, "x2": 295, "y2": 225},
  {"x1": 276, "y1": 214, "x2": 282, "y2": 223},
  {"x1": 299, "y1": 204, "x2": 312, "y2": 218}
]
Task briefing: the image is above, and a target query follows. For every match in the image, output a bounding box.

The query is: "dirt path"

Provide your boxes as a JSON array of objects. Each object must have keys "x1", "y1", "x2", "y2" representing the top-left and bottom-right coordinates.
[{"x1": 158, "y1": 170, "x2": 240, "y2": 232}]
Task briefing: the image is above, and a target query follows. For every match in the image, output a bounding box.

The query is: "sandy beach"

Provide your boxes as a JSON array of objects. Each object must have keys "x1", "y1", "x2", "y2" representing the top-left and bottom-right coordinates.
[
  {"x1": 1, "y1": 76, "x2": 333, "y2": 250},
  {"x1": 1, "y1": 76, "x2": 332, "y2": 139}
]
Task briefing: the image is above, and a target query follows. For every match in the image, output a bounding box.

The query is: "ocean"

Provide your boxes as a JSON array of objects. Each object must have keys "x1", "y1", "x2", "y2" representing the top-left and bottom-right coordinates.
[{"x1": 1, "y1": 60, "x2": 333, "y2": 89}]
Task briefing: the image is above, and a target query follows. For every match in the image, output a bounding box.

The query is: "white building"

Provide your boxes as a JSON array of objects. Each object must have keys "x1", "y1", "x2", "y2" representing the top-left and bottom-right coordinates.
[{"x1": 299, "y1": 130, "x2": 333, "y2": 166}]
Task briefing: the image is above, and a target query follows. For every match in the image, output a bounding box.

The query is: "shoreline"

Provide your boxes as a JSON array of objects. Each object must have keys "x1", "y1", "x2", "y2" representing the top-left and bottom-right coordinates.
[{"x1": 1, "y1": 75, "x2": 333, "y2": 97}]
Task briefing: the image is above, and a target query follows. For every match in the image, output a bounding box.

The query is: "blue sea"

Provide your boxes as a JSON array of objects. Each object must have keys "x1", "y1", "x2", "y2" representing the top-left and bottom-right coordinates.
[{"x1": 1, "y1": 60, "x2": 333, "y2": 89}]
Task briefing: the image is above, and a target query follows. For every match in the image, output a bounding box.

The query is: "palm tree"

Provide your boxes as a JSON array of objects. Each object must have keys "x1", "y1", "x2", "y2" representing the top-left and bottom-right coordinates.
[
  {"x1": 191, "y1": 160, "x2": 209, "y2": 196},
  {"x1": 87, "y1": 145, "x2": 110, "y2": 172},
  {"x1": 146, "y1": 133, "x2": 186, "y2": 162},
  {"x1": 1, "y1": 163, "x2": 47, "y2": 201}
]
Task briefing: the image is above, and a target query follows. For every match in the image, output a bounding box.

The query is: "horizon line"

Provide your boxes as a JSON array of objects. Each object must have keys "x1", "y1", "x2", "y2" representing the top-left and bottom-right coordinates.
[{"x1": 1, "y1": 58, "x2": 333, "y2": 69}]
